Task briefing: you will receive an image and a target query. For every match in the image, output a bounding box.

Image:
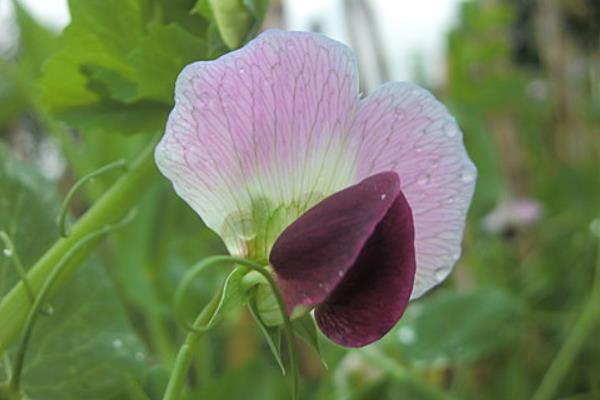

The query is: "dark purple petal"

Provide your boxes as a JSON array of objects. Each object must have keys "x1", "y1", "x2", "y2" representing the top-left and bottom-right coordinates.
[
  {"x1": 270, "y1": 172, "x2": 401, "y2": 314},
  {"x1": 315, "y1": 191, "x2": 415, "y2": 347}
]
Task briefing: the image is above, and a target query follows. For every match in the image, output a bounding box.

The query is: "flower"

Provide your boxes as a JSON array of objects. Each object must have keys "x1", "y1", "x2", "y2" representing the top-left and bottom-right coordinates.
[
  {"x1": 155, "y1": 29, "x2": 476, "y2": 346},
  {"x1": 482, "y1": 197, "x2": 542, "y2": 237}
]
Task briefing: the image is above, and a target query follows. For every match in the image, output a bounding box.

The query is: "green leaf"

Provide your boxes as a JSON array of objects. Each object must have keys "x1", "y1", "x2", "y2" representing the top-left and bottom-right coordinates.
[
  {"x1": 56, "y1": 101, "x2": 170, "y2": 136},
  {"x1": 206, "y1": 266, "x2": 252, "y2": 328},
  {"x1": 0, "y1": 2, "x2": 59, "y2": 127},
  {"x1": 178, "y1": 265, "x2": 254, "y2": 332},
  {"x1": 242, "y1": 0, "x2": 269, "y2": 19},
  {"x1": 292, "y1": 314, "x2": 326, "y2": 367},
  {"x1": 12, "y1": 0, "x2": 60, "y2": 75},
  {"x1": 0, "y1": 144, "x2": 60, "y2": 298},
  {"x1": 0, "y1": 144, "x2": 156, "y2": 399},
  {"x1": 39, "y1": 0, "x2": 148, "y2": 111},
  {"x1": 385, "y1": 288, "x2": 521, "y2": 367},
  {"x1": 10, "y1": 259, "x2": 153, "y2": 400},
  {"x1": 197, "y1": 0, "x2": 269, "y2": 49},
  {"x1": 129, "y1": 23, "x2": 207, "y2": 103},
  {"x1": 38, "y1": 0, "x2": 209, "y2": 135},
  {"x1": 0, "y1": 60, "x2": 30, "y2": 127},
  {"x1": 248, "y1": 295, "x2": 286, "y2": 374},
  {"x1": 209, "y1": 0, "x2": 254, "y2": 49}
]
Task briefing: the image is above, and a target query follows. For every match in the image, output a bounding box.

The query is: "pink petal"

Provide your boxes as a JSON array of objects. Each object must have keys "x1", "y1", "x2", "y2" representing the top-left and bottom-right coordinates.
[
  {"x1": 155, "y1": 30, "x2": 360, "y2": 258},
  {"x1": 351, "y1": 83, "x2": 476, "y2": 298}
]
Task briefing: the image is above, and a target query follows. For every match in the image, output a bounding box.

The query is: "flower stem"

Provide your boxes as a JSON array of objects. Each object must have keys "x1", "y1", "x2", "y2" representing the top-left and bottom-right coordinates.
[
  {"x1": 531, "y1": 237, "x2": 600, "y2": 400},
  {"x1": 163, "y1": 256, "x2": 298, "y2": 400},
  {"x1": 0, "y1": 139, "x2": 158, "y2": 356},
  {"x1": 162, "y1": 289, "x2": 222, "y2": 400}
]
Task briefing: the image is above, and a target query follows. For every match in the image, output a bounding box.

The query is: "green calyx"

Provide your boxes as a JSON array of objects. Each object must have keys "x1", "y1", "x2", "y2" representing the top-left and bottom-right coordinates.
[
  {"x1": 220, "y1": 193, "x2": 324, "y2": 264},
  {"x1": 243, "y1": 268, "x2": 311, "y2": 327}
]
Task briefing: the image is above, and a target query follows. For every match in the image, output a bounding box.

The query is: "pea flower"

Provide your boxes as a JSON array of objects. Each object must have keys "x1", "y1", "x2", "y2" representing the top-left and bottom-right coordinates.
[
  {"x1": 155, "y1": 30, "x2": 476, "y2": 347},
  {"x1": 482, "y1": 197, "x2": 542, "y2": 237}
]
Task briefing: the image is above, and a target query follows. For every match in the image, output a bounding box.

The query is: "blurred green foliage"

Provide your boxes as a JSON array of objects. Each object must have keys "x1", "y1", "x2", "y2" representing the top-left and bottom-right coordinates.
[{"x1": 0, "y1": 0, "x2": 599, "y2": 399}]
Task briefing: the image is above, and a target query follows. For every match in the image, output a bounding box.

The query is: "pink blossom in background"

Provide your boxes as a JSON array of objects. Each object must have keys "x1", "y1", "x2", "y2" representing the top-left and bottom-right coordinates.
[{"x1": 482, "y1": 197, "x2": 542, "y2": 235}]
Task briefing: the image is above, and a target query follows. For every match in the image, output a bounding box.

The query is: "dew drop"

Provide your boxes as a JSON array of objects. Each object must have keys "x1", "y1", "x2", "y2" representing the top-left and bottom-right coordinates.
[
  {"x1": 460, "y1": 169, "x2": 475, "y2": 183},
  {"x1": 380, "y1": 194, "x2": 387, "y2": 200},
  {"x1": 198, "y1": 91, "x2": 212, "y2": 107},
  {"x1": 397, "y1": 326, "x2": 417, "y2": 344},
  {"x1": 2, "y1": 248, "x2": 12, "y2": 257},
  {"x1": 112, "y1": 338, "x2": 123, "y2": 349},
  {"x1": 42, "y1": 304, "x2": 55, "y2": 315},
  {"x1": 591, "y1": 219, "x2": 600, "y2": 237},
  {"x1": 417, "y1": 174, "x2": 430, "y2": 186},
  {"x1": 446, "y1": 196, "x2": 455, "y2": 204},
  {"x1": 443, "y1": 122, "x2": 458, "y2": 137},
  {"x1": 451, "y1": 251, "x2": 461, "y2": 262},
  {"x1": 239, "y1": 67, "x2": 246, "y2": 74},
  {"x1": 394, "y1": 106, "x2": 406, "y2": 119},
  {"x1": 337, "y1": 270, "x2": 344, "y2": 277},
  {"x1": 434, "y1": 268, "x2": 447, "y2": 282}
]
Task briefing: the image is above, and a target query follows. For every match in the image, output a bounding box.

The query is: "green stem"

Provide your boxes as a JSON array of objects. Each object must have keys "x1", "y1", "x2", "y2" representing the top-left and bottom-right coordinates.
[
  {"x1": 0, "y1": 232, "x2": 35, "y2": 304},
  {"x1": 164, "y1": 256, "x2": 298, "y2": 400},
  {"x1": 9, "y1": 211, "x2": 136, "y2": 391},
  {"x1": 57, "y1": 159, "x2": 127, "y2": 237},
  {"x1": 532, "y1": 238, "x2": 600, "y2": 400},
  {"x1": 0, "y1": 139, "x2": 158, "y2": 356},
  {"x1": 162, "y1": 288, "x2": 222, "y2": 400}
]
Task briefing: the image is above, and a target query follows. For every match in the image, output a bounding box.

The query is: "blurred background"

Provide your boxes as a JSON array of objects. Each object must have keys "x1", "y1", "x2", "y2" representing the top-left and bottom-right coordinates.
[{"x1": 0, "y1": 0, "x2": 599, "y2": 399}]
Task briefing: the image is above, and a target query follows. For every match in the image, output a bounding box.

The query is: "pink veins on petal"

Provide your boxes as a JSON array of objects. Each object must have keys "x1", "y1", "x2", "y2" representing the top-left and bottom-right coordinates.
[{"x1": 155, "y1": 29, "x2": 477, "y2": 331}]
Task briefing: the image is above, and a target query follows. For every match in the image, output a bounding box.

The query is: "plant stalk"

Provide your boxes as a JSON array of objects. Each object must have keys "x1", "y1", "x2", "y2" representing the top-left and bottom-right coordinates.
[
  {"x1": 532, "y1": 237, "x2": 600, "y2": 400},
  {"x1": 0, "y1": 140, "x2": 158, "y2": 355}
]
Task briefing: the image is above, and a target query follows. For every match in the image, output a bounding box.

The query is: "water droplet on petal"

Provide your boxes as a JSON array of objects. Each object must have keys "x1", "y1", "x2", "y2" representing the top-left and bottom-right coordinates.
[
  {"x1": 198, "y1": 91, "x2": 212, "y2": 107},
  {"x1": 239, "y1": 67, "x2": 246, "y2": 74},
  {"x1": 444, "y1": 122, "x2": 459, "y2": 137},
  {"x1": 451, "y1": 251, "x2": 461, "y2": 262},
  {"x1": 460, "y1": 169, "x2": 475, "y2": 183},
  {"x1": 337, "y1": 270, "x2": 344, "y2": 277},
  {"x1": 434, "y1": 267, "x2": 447, "y2": 282},
  {"x1": 3, "y1": 248, "x2": 12, "y2": 257},
  {"x1": 380, "y1": 194, "x2": 387, "y2": 200},
  {"x1": 417, "y1": 174, "x2": 430, "y2": 186},
  {"x1": 394, "y1": 106, "x2": 406, "y2": 119}
]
